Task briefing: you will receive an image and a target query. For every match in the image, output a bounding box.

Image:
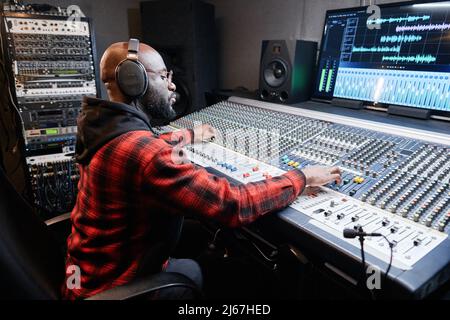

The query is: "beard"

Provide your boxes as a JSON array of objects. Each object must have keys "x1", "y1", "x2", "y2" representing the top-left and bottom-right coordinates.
[{"x1": 139, "y1": 86, "x2": 177, "y2": 121}]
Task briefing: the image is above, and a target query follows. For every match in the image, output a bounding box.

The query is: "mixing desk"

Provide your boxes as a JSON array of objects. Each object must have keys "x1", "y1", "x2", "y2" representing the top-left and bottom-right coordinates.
[{"x1": 166, "y1": 96, "x2": 450, "y2": 298}]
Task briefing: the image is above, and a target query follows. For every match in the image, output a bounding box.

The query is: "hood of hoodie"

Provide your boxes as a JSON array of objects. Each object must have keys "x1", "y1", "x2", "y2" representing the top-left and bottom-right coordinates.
[{"x1": 75, "y1": 96, "x2": 152, "y2": 165}]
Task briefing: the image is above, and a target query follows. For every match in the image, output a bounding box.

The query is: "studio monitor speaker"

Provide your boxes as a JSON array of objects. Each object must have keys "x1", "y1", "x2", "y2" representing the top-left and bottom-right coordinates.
[{"x1": 259, "y1": 40, "x2": 317, "y2": 104}]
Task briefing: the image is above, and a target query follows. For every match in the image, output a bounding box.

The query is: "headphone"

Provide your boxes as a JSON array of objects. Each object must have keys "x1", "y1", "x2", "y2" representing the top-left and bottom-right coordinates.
[{"x1": 115, "y1": 38, "x2": 149, "y2": 99}]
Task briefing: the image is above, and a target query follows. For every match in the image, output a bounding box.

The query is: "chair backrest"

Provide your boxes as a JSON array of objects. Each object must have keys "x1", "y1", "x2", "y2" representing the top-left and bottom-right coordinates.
[{"x1": 0, "y1": 167, "x2": 65, "y2": 299}]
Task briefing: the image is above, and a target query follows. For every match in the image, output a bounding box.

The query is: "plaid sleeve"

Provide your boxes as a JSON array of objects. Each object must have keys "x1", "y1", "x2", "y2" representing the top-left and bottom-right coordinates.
[
  {"x1": 159, "y1": 129, "x2": 194, "y2": 147},
  {"x1": 142, "y1": 142, "x2": 306, "y2": 227}
]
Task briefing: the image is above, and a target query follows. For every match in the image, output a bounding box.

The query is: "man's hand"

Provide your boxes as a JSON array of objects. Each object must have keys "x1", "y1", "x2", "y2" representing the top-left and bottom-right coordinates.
[
  {"x1": 193, "y1": 124, "x2": 218, "y2": 143},
  {"x1": 302, "y1": 166, "x2": 342, "y2": 187}
]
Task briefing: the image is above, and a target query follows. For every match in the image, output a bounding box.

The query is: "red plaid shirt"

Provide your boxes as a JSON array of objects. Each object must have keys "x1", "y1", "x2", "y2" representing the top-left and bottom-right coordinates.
[{"x1": 62, "y1": 129, "x2": 306, "y2": 299}]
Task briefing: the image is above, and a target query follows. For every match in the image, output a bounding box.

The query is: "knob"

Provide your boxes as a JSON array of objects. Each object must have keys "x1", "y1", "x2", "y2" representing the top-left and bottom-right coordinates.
[{"x1": 324, "y1": 210, "x2": 333, "y2": 217}]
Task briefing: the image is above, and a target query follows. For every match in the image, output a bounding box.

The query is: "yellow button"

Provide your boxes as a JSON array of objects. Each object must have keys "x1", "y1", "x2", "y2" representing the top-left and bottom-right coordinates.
[
  {"x1": 353, "y1": 177, "x2": 365, "y2": 184},
  {"x1": 293, "y1": 162, "x2": 300, "y2": 168},
  {"x1": 288, "y1": 161, "x2": 295, "y2": 166}
]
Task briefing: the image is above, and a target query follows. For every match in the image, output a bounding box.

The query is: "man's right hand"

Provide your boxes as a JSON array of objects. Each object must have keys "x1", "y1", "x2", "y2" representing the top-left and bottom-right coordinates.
[
  {"x1": 193, "y1": 124, "x2": 218, "y2": 143},
  {"x1": 302, "y1": 166, "x2": 342, "y2": 187}
]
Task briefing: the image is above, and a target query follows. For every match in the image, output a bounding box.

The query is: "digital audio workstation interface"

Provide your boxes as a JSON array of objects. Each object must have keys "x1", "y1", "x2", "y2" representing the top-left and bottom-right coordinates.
[{"x1": 314, "y1": 2, "x2": 450, "y2": 112}]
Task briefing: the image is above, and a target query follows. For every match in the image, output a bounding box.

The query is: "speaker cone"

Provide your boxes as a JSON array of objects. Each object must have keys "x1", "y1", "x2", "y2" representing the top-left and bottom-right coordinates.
[{"x1": 263, "y1": 59, "x2": 288, "y2": 88}]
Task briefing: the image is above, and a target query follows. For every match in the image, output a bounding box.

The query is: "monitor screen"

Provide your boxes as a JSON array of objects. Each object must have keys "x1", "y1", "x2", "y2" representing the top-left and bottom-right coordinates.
[{"x1": 313, "y1": 1, "x2": 450, "y2": 113}]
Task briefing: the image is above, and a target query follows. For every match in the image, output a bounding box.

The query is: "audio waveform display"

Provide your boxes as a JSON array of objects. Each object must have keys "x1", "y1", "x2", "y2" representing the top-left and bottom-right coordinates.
[
  {"x1": 380, "y1": 35, "x2": 423, "y2": 43},
  {"x1": 352, "y1": 46, "x2": 401, "y2": 53},
  {"x1": 314, "y1": 1, "x2": 450, "y2": 114},
  {"x1": 396, "y1": 23, "x2": 450, "y2": 32},
  {"x1": 367, "y1": 15, "x2": 430, "y2": 26},
  {"x1": 334, "y1": 67, "x2": 450, "y2": 111},
  {"x1": 382, "y1": 54, "x2": 437, "y2": 64}
]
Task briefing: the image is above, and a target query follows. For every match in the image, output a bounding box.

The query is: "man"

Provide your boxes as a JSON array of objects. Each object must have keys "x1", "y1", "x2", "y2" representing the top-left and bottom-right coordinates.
[{"x1": 62, "y1": 40, "x2": 341, "y2": 299}]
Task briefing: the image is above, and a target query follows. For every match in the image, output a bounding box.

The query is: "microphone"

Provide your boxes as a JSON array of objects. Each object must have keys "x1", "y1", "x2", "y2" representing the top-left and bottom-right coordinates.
[{"x1": 343, "y1": 228, "x2": 382, "y2": 239}]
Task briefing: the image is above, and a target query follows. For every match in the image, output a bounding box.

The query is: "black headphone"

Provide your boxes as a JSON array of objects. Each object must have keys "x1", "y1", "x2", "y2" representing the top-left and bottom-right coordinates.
[{"x1": 115, "y1": 38, "x2": 149, "y2": 99}]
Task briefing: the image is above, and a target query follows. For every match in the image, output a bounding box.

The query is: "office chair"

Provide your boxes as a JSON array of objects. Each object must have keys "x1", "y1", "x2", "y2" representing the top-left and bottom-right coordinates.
[{"x1": 0, "y1": 167, "x2": 201, "y2": 300}]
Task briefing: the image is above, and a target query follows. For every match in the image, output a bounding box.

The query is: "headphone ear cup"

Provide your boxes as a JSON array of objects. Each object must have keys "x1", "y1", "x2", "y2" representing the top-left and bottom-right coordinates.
[{"x1": 116, "y1": 60, "x2": 148, "y2": 98}]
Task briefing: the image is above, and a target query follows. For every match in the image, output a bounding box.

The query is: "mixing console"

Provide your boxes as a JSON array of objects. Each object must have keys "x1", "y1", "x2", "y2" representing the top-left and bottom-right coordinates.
[
  {"x1": 170, "y1": 96, "x2": 450, "y2": 297},
  {"x1": 175, "y1": 101, "x2": 330, "y2": 162},
  {"x1": 282, "y1": 130, "x2": 450, "y2": 233},
  {"x1": 184, "y1": 143, "x2": 284, "y2": 184},
  {"x1": 172, "y1": 99, "x2": 450, "y2": 235},
  {"x1": 287, "y1": 187, "x2": 446, "y2": 269}
]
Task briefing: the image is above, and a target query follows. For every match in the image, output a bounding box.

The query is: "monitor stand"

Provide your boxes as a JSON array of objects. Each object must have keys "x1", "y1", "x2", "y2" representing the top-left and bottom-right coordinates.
[
  {"x1": 388, "y1": 105, "x2": 431, "y2": 120},
  {"x1": 331, "y1": 98, "x2": 364, "y2": 110}
]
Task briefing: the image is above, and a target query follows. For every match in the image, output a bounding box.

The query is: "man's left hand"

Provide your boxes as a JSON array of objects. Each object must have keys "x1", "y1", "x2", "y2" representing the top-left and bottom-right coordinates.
[{"x1": 193, "y1": 124, "x2": 218, "y2": 143}]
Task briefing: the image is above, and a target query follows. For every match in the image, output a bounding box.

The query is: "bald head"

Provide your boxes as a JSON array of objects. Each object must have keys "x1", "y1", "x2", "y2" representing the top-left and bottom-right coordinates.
[
  {"x1": 100, "y1": 41, "x2": 168, "y2": 103},
  {"x1": 99, "y1": 40, "x2": 177, "y2": 120}
]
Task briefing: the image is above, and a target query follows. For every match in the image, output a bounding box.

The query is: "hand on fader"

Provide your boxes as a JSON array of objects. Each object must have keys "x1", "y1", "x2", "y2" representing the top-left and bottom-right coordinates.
[
  {"x1": 193, "y1": 124, "x2": 219, "y2": 143},
  {"x1": 302, "y1": 166, "x2": 342, "y2": 187}
]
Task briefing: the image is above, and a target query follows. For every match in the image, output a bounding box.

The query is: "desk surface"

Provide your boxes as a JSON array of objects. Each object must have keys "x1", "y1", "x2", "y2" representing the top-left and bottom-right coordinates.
[
  {"x1": 215, "y1": 91, "x2": 449, "y2": 136},
  {"x1": 295, "y1": 100, "x2": 449, "y2": 136}
]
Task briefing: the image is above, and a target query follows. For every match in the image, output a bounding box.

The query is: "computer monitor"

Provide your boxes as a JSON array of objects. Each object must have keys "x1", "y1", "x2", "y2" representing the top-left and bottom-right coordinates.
[{"x1": 313, "y1": 1, "x2": 450, "y2": 114}]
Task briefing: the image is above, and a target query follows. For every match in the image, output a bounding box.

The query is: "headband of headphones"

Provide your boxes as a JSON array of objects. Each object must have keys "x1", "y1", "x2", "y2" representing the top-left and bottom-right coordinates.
[{"x1": 127, "y1": 38, "x2": 140, "y2": 60}]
